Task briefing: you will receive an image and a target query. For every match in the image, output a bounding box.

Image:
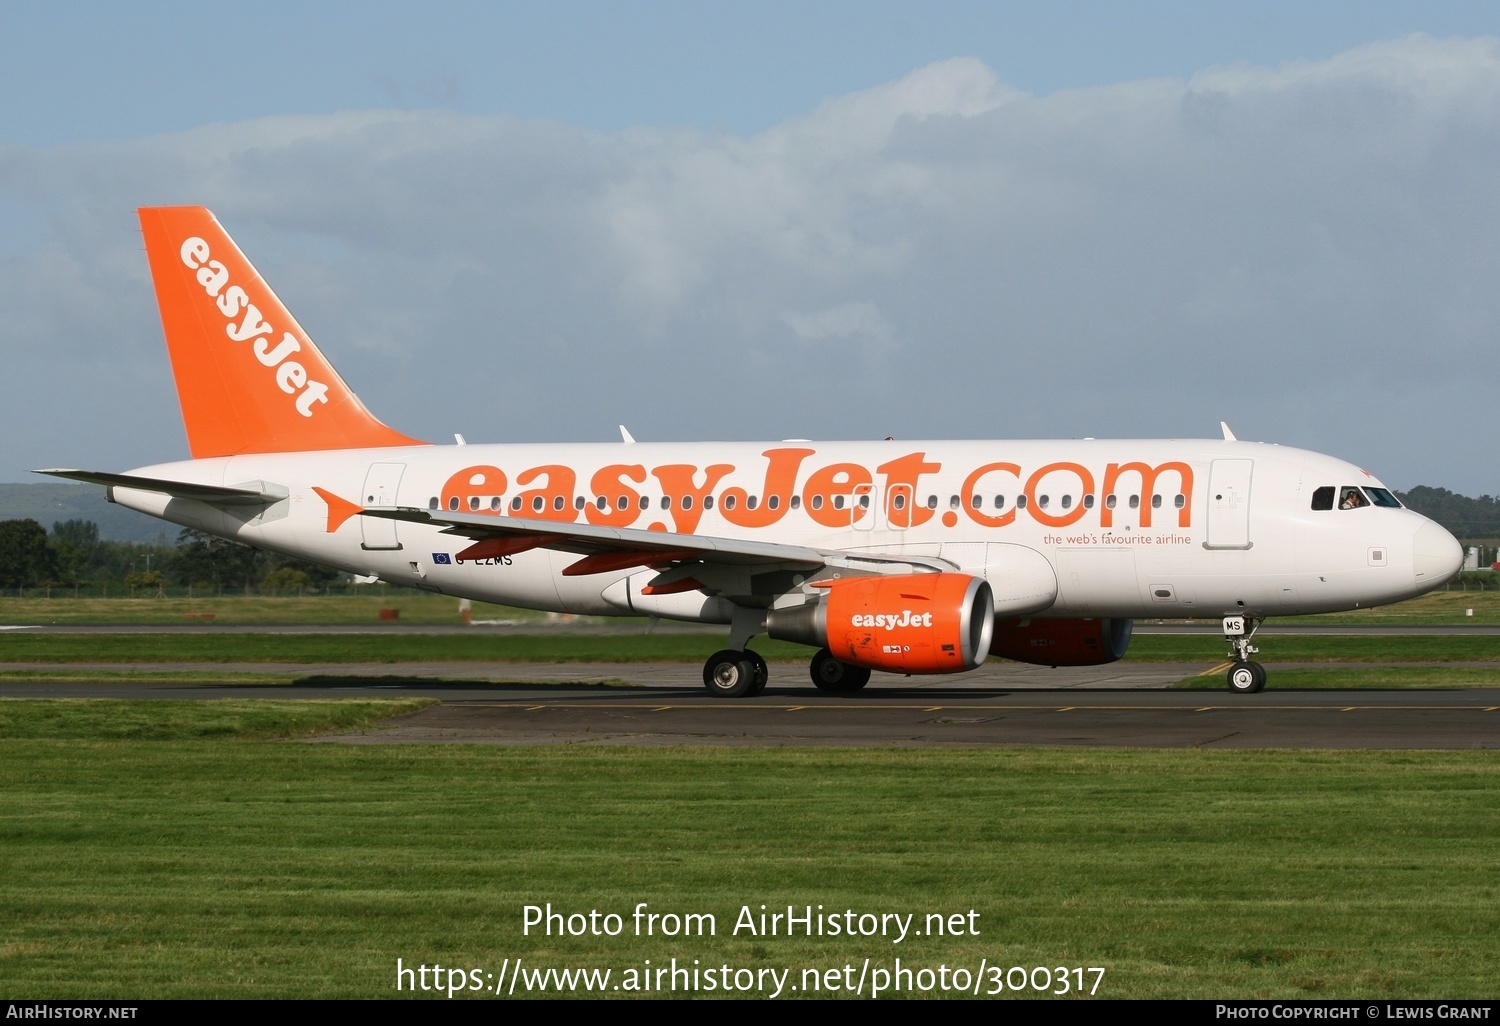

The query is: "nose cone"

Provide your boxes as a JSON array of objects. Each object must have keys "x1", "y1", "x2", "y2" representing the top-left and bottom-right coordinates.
[{"x1": 1412, "y1": 518, "x2": 1463, "y2": 588}]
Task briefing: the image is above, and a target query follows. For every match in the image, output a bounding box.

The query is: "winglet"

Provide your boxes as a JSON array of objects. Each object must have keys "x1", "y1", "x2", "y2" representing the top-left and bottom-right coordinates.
[{"x1": 138, "y1": 206, "x2": 428, "y2": 458}]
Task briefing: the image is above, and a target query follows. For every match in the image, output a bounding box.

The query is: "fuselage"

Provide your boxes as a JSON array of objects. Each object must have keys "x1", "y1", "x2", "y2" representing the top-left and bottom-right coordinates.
[{"x1": 109, "y1": 437, "x2": 1463, "y2": 624}]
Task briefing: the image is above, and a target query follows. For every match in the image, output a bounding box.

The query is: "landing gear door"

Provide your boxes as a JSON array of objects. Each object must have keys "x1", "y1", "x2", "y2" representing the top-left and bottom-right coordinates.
[
  {"x1": 360, "y1": 462, "x2": 405, "y2": 551},
  {"x1": 1205, "y1": 459, "x2": 1253, "y2": 550}
]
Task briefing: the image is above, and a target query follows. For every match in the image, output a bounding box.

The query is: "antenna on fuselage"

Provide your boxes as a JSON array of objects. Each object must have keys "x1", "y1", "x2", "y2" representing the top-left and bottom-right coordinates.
[{"x1": 1220, "y1": 422, "x2": 1237, "y2": 441}]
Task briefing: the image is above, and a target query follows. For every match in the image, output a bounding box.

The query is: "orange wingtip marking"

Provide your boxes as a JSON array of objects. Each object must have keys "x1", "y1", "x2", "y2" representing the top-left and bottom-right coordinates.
[
  {"x1": 562, "y1": 549, "x2": 696, "y2": 577},
  {"x1": 312, "y1": 487, "x2": 364, "y2": 533},
  {"x1": 456, "y1": 535, "x2": 555, "y2": 561}
]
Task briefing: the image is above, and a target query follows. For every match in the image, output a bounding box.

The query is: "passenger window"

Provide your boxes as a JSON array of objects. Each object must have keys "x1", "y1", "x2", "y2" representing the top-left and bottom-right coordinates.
[
  {"x1": 1339, "y1": 486, "x2": 1369, "y2": 510},
  {"x1": 490, "y1": 497, "x2": 501, "y2": 511},
  {"x1": 1016, "y1": 494, "x2": 1028, "y2": 509},
  {"x1": 428, "y1": 496, "x2": 439, "y2": 510},
  {"x1": 638, "y1": 495, "x2": 649, "y2": 510},
  {"x1": 810, "y1": 494, "x2": 823, "y2": 511},
  {"x1": 1083, "y1": 495, "x2": 1095, "y2": 509},
  {"x1": 574, "y1": 496, "x2": 586, "y2": 510},
  {"x1": 1038, "y1": 495, "x2": 1050, "y2": 509},
  {"x1": 1105, "y1": 495, "x2": 1116, "y2": 509},
  {"x1": 949, "y1": 495, "x2": 960, "y2": 509},
  {"x1": 746, "y1": 496, "x2": 759, "y2": 510},
  {"x1": 661, "y1": 496, "x2": 671, "y2": 510},
  {"x1": 704, "y1": 495, "x2": 715, "y2": 510},
  {"x1": 1060, "y1": 495, "x2": 1073, "y2": 510},
  {"x1": 596, "y1": 496, "x2": 607, "y2": 510},
  {"x1": 511, "y1": 496, "x2": 523, "y2": 511},
  {"x1": 787, "y1": 495, "x2": 797, "y2": 510},
  {"x1": 1128, "y1": 495, "x2": 1140, "y2": 509},
  {"x1": 768, "y1": 495, "x2": 780, "y2": 510},
  {"x1": 553, "y1": 496, "x2": 565, "y2": 511},
  {"x1": 893, "y1": 493, "x2": 906, "y2": 510},
  {"x1": 724, "y1": 495, "x2": 737, "y2": 510},
  {"x1": 682, "y1": 495, "x2": 694, "y2": 510},
  {"x1": 926, "y1": 495, "x2": 938, "y2": 509},
  {"x1": 970, "y1": 494, "x2": 982, "y2": 509},
  {"x1": 994, "y1": 495, "x2": 1005, "y2": 509},
  {"x1": 833, "y1": 495, "x2": 845, "y2": 510},
  {"x1": 532, "y1": 496, "x2": 544, "y2": 512},
  {"x1": 1151, "y1": 495, "x2": 1162, "y2": 509},
  {"x1": 1173, "y1": 494, "x2": 1185, "y2": 509}
]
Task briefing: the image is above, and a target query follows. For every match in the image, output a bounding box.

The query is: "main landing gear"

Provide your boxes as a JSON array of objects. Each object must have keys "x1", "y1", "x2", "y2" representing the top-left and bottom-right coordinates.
[
  {"x1": 809, "y1": 647, "x2": 870, "y2": 692},
  {"x1": 700, "y1": 647, "x2": 873, "y2": 696},
  {"x1": 1222, "y1": 614, "x2": 1266, "y2": 694},
  {"x1": 702, "y1": 649, "x2": 768, "y2": 698}
]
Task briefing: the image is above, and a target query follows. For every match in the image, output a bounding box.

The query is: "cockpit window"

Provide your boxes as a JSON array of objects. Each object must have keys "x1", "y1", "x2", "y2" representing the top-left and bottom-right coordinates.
[
  {"x1": 1365, "y1": 487, "x2": 1402, "y2": 508},
  {"x1": 1311, "y1": 486, "x2": 1335, "y2": 511},
  {"x1": 1339, "y1": 486, "x2": 1369, "y2": 510}
]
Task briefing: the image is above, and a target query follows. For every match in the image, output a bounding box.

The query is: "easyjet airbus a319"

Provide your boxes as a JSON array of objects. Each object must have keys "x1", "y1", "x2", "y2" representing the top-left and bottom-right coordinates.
[{"x1": 40, "y1": 207, "x2": 1463, "y2": 695}]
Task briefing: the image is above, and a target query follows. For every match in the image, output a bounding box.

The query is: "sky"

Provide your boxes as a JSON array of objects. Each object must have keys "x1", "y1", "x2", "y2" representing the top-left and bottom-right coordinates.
[{"x1": 3, "y1": 2, "x2": 1500, "y2": 494}]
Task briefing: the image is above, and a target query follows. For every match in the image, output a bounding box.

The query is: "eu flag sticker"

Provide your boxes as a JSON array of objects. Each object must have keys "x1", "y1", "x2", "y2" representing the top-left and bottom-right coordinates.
[{"x1": 432, "y1": 553, "x2": 452, "y2": 564}]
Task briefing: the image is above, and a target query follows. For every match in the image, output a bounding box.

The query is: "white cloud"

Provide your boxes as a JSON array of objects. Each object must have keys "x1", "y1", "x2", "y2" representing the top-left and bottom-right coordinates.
[
  {"x1": 783, "y1": 302, "x2": 894, "y2": 345},
  {"x1": 2, "y1": 37, "x2": 1500, "y2": 492}
]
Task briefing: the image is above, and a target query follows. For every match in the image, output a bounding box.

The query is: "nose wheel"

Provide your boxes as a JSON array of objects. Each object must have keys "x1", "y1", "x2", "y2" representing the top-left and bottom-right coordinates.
[
  {"x1": 1226, "y1": 660, "x2": 1266, "y2": 694},
  {"x1": 1222, "y1": 615, "x2": 1266, "y2": 693}
]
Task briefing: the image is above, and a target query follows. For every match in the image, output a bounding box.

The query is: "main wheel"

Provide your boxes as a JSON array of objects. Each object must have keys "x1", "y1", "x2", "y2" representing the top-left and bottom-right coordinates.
[
  {"x1": 703, "y1": 649, "x2": 759, "y2": 698},
  {"x1": 810, "y1": 648, "x2": 871, "y2": 692},
  {"x1": 1226, "y1": 660, "x2": 1266, "y2": 694},
  {"x1": 745, "y1": 650, "x2": 769, "y2": 696}
]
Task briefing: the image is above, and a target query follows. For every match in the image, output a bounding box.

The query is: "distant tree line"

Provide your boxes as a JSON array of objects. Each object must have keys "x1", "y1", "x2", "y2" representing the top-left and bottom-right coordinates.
[
  {"x1": 0, "y1": 519, "x2": 343, "y2": 593},
  {"x1": 1393, "y1": 488, "x2": 1500, "y2": 541}
]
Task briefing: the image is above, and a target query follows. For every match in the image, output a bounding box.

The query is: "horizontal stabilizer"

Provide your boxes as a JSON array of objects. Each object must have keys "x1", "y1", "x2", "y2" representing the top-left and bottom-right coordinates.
[{"x1": 34, "y1": 469, "x2": 283, "y2": 506}]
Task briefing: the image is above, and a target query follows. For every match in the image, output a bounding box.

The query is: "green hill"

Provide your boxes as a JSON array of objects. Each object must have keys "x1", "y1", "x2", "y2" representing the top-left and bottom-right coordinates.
[{"x1": 0, "y1": 483, "x2": 172, "y2": 543}]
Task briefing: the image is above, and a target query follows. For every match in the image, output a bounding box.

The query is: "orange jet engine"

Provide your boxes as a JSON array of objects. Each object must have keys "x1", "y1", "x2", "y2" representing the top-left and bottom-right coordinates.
[{"x1": 767, "y1": 573, "x2": 994, "y2": 674}]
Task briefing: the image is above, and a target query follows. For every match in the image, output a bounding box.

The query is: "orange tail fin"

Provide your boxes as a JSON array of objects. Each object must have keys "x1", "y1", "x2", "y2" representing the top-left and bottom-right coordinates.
[{"x1": 138, "y1": 206, "x2": 427, "y2": 458}]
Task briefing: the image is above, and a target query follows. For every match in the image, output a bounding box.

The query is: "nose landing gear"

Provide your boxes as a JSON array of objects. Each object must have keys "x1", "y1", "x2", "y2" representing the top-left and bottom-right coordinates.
[{"x1": 1222, "y1": 615, "x2": 1266, "y2": 693}]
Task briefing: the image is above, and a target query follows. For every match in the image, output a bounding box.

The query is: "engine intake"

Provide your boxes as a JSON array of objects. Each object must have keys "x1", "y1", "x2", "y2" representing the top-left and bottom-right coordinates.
[{"x1": 767, "y1": 573, "x2": 994, "y2": 674}]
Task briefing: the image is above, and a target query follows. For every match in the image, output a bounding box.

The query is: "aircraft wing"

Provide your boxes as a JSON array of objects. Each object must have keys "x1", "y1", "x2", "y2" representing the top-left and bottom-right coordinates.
[
  {"x1": 362, "y1": 505, "x2": 830, "y2": 571},
  {"x1": 34, "y1": 469, "x2": 283, "y2": 506}
]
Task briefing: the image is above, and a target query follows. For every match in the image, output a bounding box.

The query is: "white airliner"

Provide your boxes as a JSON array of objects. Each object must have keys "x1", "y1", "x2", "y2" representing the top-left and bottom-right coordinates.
[{"x1": 39, "y1": 207, "x2": 1463, "y2": 696}]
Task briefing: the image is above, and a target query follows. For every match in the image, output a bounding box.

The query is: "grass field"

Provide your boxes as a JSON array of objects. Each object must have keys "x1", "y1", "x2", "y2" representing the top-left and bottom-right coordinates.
[
  {"x1": 3, "y1": 581, "x2": 1500, "y2": 626},
  {"x1": 2, "y1": 631, "x2": 1499, "y2": 666},
  {"x1": 0, "y1": 592, "x2": 548, "y2": 625},
  {"x1": 1174, "y1": 666, "x2": 1500, "y2": 689},
  {"x1": 0, "y1": 701, "x2": 1495, "y2": 999}
]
